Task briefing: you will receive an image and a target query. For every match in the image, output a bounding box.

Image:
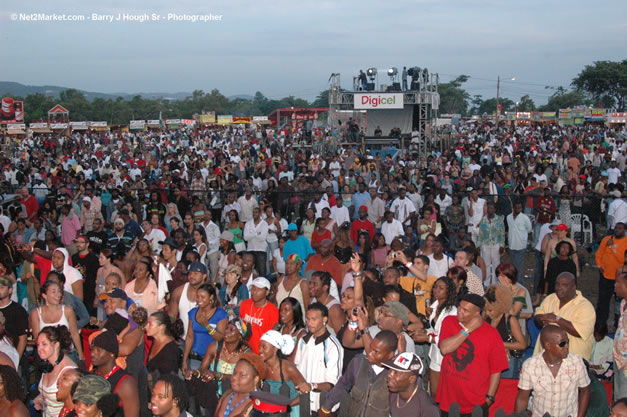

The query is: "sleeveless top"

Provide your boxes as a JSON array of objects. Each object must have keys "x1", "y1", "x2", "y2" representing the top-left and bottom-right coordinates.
[
  {"x1": 275, "y1": 278, "x2": 305, "y2": 314},
  {"x1": 178, "y1": 283, "x2": 198, "y2": 338},
  {"x1": 262, "y1": 360, "x2": 300, "y2": 417},
  {"x1": 334, "y1": 244, "x2": 353, "y2": 264},
  {"x1": 106, "y1": 366, "x2": 135, "y2": 417},
  {"x1": 39, "y1": 365, "x2": 76, "y2": 417},
  {"x1": 38, "y1": 306, "x2": 70, "y2": 331},
  {"x1": 193, "y1": 242, "x2": 208, "y2": 265},
  {"x1": 228, "y1": 227, "x2": 244, "y2": 244}
]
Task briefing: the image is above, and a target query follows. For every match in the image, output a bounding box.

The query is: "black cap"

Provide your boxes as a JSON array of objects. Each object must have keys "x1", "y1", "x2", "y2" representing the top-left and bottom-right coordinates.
[
  {"x1": 460, "y1": 293, "x2": 485, "y2": 310},
  {"x1": 159, "y1": 237, "x2": 179, "y2": 250},
  {"x1": 105, "y1": 288, "x2": 128, "y2": 301}
]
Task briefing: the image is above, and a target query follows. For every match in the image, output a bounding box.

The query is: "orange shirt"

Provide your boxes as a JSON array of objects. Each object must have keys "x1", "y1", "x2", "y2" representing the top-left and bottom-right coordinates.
[
  {"x1": 305, "y1": 254, "x2": 344, "y2": 288},
  {"x1": 596, "y1": 235, "x2": 627, "y2": 280}
]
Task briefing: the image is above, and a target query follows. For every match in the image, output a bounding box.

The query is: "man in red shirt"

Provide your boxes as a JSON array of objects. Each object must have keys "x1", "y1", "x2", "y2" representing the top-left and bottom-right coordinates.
[
  {"x1": 535, "y1": 186, "x2": 557, "y2": 241},
  {"x1": 305, "y1": 239, "x2": 343, "y2": 288},
  {"x1": 239, "y1": 277, "x2": 279, "y2": 354},
  {"x1": 437, "y1": 293, "x2": 508, "y2": 416},
  {"x1": 20, "y1": 187, "x2": 39, "y2": 224},
  {"x1": 350, "y1": 205, "x2": 374, "y2": 245}
]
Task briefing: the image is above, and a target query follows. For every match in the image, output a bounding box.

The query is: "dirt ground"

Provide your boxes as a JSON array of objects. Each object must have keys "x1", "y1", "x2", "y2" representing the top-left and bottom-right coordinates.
[{"x1": 513, "y1": 246, "x2": 616, "y2": 329}]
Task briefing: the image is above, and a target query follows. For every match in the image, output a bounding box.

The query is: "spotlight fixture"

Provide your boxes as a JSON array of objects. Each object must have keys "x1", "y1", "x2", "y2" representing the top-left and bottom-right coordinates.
[
  {"x1": 366, "y1": 68, "x2": 377, "y2": 80},
  {"x1": 387, "y1": 67, "x2": 398, "y2": 77}
]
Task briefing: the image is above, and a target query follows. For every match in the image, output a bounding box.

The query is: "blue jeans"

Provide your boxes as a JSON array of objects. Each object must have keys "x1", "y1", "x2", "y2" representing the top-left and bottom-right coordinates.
[
  {"x1": 509, "y1": 249, "x2": 526, "y2": 284},
  {"x1": 501, "y1": 356, "x2": 522, "y2": 379}
]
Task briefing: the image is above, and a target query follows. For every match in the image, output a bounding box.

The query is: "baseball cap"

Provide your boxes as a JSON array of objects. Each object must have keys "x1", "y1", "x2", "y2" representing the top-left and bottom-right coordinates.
[
  {"x1": 550, "y1": 219, "x2": 561, "y2": 227},
  {"x1": 72, "y1": 375, "x2": 112, "y2": 405},
  {"x1": 0, "y1": 276, "x2": 12, "y2": 287},
  {"x1": 382, "y1": 352, "x2": 424, "y2": 375},
  {"x1": 83, "y1": 196, "x2": 91, "y2": 203},
  {"x1": 287, "y1": 223, "x2": 298, "y2": 231},
  {"x1": 251, "y1": 277, "x2": 271, "y2": 290},
  {"x1": 556, "y1": 224, "x2": 568, "y2": 231},
  {"x1": 381, "y1": 301, "x2": 410, "y2": 326},
  {"x1": 105, "y1": 288, "x2": 128, "y2": 301},
  {"x1": 113, "y1": 217, "x2": 125, "y2": 225},
  {"x1": 188, "y1": 262, "x2": 208, "y2": 274},
  {"x1": 359, "y1": 205, "x2": 368, "y2": 212},
  {"x1": 159, "y1": 237, "x2": 179, "y2": 250}
]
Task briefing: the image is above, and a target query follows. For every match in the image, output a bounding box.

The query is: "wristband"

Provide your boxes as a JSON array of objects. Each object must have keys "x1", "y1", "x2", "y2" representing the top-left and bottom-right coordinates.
[
  {"x1": 460, "y1": 329, "x2": 469, "y2": 337},
  {"x1": 486, "y1": 394, "x2": 495, "y2": 403},
  {"x1": 206, "y1": 325, "x2": 216, "y2": 335},
  {"x1": 348, "y1": 321, "x2": 359, "y2": 331},
  {"x1": 320, "y1": 407, "x2": 331, "y2": 414}
]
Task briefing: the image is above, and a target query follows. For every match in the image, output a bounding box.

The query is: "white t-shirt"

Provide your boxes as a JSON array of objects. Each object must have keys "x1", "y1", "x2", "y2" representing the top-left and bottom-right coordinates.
[
  {"x1": 427, "y1": 254, "x2": 454, "y2": 278},
  {"x1": 145, "y1": 228, "x2": 167, "y2": 253},
  {"x1": 381, "y1": 219, "x2": 404, "y2": 245},
  {"x1": 607, "y1": 167, "x2": 621, "y2": 184}
]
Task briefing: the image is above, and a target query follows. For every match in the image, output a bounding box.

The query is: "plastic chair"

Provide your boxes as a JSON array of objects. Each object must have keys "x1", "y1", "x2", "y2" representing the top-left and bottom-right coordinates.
[{"x1": 570, "y1": 214, "x2": 593, "y2": 244}]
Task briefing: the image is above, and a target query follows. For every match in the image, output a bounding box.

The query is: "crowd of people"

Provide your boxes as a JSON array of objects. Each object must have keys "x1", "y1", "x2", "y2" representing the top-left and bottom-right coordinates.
[{"x1": 0, "y1": 120, "x2": 624, "y2": 417}]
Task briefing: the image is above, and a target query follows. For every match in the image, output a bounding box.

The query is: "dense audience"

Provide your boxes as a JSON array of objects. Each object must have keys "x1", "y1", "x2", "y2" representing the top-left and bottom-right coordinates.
[{"x1": 0, "y1": 121, "x2": 625, "y2": 417}]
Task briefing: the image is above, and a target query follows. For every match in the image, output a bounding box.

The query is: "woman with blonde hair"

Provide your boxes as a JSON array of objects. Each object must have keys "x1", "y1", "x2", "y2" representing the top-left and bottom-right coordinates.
[
  {"x1": 484, "y1": 284, "x2": 527, "y2": 379},
  {"x1": 164, "y1": 203, "x2": 182, "y2": 233}
]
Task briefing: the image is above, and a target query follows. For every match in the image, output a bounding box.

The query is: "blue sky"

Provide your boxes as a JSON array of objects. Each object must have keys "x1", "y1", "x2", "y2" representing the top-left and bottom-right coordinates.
[{"x1": 1, "y1": 0, "x2": 625, "y2": 104}]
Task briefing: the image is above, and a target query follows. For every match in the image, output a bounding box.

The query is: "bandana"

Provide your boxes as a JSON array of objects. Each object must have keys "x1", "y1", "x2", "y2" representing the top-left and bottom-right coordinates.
[{"x1": 260, "y1": 330, "x2": 295, "y2": 356}]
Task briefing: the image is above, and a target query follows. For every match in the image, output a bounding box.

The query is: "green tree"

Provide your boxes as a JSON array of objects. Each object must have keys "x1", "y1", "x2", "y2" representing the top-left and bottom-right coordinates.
[
  {"x1": 572, "y1": 60, "x2": 627, "y2": 111},
  {"x1": 438, "y1": 75, "x2": 471, "y2": 115},
  {"x1": 469, "y1": 95, "x2": 483, "y2": 115},
  {"x1": 517, "y1": 95, "x2": 536, "y2": 111},
  {"x1": 477, "y1": 98, "x2": 515, "y2": 115},
  {"x1": 538, "y1": 87, "x2": 586, "y2": 111},
  {"x1": 311, "y1": 90, "x2": 330, "y2": 108}
]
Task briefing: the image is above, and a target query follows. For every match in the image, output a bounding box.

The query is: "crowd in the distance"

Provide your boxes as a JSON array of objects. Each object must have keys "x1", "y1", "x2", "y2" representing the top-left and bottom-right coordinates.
[{"x1": 0, "y1": 121, "x2": 625, "y2": 417}]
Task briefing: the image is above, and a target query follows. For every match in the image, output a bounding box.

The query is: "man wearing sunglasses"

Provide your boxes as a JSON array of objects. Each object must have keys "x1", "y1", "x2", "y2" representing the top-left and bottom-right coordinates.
[{"x1": 516, "y1": 325, "x2": 590, "y2": 417}]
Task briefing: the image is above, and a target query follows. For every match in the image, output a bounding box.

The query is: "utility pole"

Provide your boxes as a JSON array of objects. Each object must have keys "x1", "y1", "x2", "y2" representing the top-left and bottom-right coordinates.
[{"x1": 496, "y1": 75, "x2": 500, "y2": 123}]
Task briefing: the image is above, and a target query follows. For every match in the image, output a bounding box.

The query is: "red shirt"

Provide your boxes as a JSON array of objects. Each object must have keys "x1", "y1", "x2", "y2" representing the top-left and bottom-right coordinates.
[
  {"x1": 350, "y1": 219, "x2": 374, "y2": 245},
  {"x1": 34, "y1": 255, "x2": 52, "y2": 285},
  {"x1": 311, "y1": 229, "x2": 332, "y2": 250},
  {"x1": 535, "y1": 196, "x2": 556, "y2": 224},
  {"x1": 239, "y1": 299, "x2": 279, "y2": 354},
  {"x1": 305, "y1": 254, "x2": 344, "y2": 288},
  {"x1": 23, "y1": 195, "x2": 39, "y2": 221},
  {"x1": 436, "y1": 316, "x2": 508, "y2": 413}
]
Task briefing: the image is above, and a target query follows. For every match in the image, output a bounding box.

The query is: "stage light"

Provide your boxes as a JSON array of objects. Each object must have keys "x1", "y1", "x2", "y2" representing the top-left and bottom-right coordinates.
[
  {"x1": 367, "y1": 68, "x2": 377, "y2": 79},
  {"x1": 387, "y1": 67, "x2": 398, "y2": 77}
]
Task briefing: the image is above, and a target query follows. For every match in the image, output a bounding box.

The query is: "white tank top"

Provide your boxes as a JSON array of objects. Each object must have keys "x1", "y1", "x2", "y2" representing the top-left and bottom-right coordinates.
[
  {"x1": 178, "y1": 283, "x2": 197, "y2": 338},
  {"x1": 38, "y1": 306, "x2": 70, "y2": 331},
  {"x1": 39, "y1": 365, "x2": 76, "y2": 417}
]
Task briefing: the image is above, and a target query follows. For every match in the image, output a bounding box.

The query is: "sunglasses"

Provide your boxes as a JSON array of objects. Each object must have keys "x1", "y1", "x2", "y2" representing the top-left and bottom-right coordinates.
[{"x1": 553, "y1": 340, "x2": 569, "y2": 347}]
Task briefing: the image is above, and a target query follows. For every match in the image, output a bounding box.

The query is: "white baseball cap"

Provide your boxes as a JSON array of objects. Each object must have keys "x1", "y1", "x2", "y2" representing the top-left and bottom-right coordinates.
[{"x1": 251, "y1": 277, "x2": 271, "y2": 290}]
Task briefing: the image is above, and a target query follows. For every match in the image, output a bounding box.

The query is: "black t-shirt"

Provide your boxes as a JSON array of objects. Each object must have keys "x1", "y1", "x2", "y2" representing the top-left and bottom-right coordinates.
[
  {"x1": 72, "y1": 252, "x2": 100, "y2": 313},
  {"x1": 86, "y1": 230, "x2": 109, "y2": 254},
  {"x1": 0, "y1": 301, "x2": 28, "y2": 346}
]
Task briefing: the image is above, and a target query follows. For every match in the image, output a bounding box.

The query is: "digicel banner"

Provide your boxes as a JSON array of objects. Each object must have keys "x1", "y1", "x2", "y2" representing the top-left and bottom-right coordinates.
[{"x1": 354, "y1": 93, "x2": 404, "y2": 109}]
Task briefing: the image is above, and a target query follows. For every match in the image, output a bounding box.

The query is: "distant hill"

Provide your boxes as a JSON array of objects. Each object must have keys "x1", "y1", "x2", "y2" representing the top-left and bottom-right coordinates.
[{"x1": 0, "y1": 81, "x2": 197, "y2": 101}]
